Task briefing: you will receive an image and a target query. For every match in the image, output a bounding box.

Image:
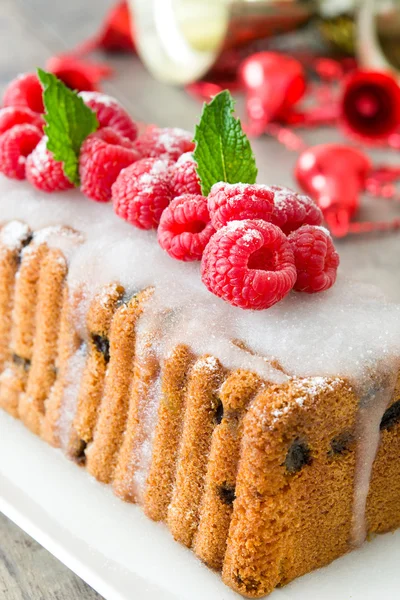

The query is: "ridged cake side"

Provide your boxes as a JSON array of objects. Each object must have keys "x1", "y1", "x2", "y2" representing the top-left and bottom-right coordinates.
[{"x1": 0, "y1": 220, "x2": 400, "y2": 598}]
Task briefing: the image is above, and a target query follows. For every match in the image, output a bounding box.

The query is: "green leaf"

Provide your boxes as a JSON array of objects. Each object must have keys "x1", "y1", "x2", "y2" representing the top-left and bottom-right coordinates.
[
  {"x1": 37, "y1": 68, "x2": 99, "y2": 186},
  {"x1": 193, "y1": 90, "x2": 258, "y2": 196}
]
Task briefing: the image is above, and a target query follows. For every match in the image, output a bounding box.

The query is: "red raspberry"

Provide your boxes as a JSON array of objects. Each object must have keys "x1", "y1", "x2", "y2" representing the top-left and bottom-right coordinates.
[
  {"x1": 0, "y1": 107, "x2": 44, "y2": 135},
  {"x1": 158, "y1": 194, "x2": 215, "y2": 261},
  {"x1": 171, "y1": 153, "x2": 201, "y2": 197},
  {"x1": 0, "y1": 124, "x2": 42, "y2": 180},
  {"x1": 270, "y1": 186, "x2": 323, "y2": 234},
  {"x1": 112, "y1": 158, "x2": 173, "y2": 229},
  {"x1": 288, "y1": 225, "x2": 340, "y2": 293},
  {"x1": 201, "y1": 219, "x2": 296, "y2": 310},
  {"x1": 79, "y1": 91, "x2": 138, "y2": 142},
  {"x1": 79, "y1": 127, "x2": 140, "y2": 203},
  {"x1": 26, "y1": 137, "x2": 74, "y2": 192},
  {"x1": 3, "y1": 73, "x2": 44, "y2": 113},
  {"x1": 207, "y1": 182, "x2": 274, "y2": 230},
  {"x1": 134, "y1": 126, "x2": 194, "y2": 161}
]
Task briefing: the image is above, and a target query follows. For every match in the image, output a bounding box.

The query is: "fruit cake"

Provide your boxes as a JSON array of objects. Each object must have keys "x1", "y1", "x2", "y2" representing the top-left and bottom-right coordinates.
[{"x1": 0, "y1": 71, "x2": 400, "y2": 598}]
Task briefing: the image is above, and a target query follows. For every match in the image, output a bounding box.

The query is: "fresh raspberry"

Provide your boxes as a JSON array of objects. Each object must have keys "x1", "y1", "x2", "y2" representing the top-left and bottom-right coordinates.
[
  {"x1": 79, "y1": 127, "x2": 140, "y2": 202},
  {"x1": 201, "y1": 219, "x2": 296, "y2": 310},
  {"x1": 0, "y1": 107, "x2": 44, "y2": 135},
  {"x1": 79, "y1": 91, "x2": 138, "y2": 141},
  {"x1": 288, "y1": 225, "x2": 340, "y2": 293},
  {"x1": 3, "y1": 73, "x2": 44, "y2": 113},
  {"x1": 207, "y1": 182, "x2": 275, "y2": 230},
  {"x1": 171, "y1": 153, "x2": 201, "y2": 197},
  {"x1": 158, "y1": 194, "x2": 215, "y2": 261},
  {"x1": 270, "y1": 186, "x2": 323, "y2": 234},
  {"x1": 134, "y1": 126, "x2": 194, "y2": 161},
  {"x1": 112, "y1": 158, "x2": 173, "y2": 229},
  {"x1": 26, "y1": 137, "x2": 73, "y2": 192},
  {"x1": 0, "y1": 124, "x2": 42, "y2": 180}
]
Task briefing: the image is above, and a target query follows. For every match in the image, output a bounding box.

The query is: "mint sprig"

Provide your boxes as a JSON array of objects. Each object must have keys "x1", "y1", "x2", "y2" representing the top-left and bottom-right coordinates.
[
  {"x1": 193, "y1": 90, "x2": 258, "y2": 196},
  {"x1": 37, "y1": 69, "x2": 99, "y2": 186}
]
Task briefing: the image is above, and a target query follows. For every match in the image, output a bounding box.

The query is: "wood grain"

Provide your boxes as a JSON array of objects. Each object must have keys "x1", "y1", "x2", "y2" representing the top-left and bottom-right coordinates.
[{"x1": 0, "y1": 513, "x2": 101, "y2": 600}]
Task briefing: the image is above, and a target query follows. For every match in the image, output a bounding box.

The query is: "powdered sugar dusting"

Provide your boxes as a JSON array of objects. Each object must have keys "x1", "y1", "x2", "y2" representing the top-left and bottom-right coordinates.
[
  {"x1": 176, "y1": 152, "x2": 195, "y2": 165},
  {"x1": 269, "y1": 376, "x2": 343, "y2": 425},
  {"x1": 79, "y1": 91, "x2": 120, "y2": 109},
  {"x1": 157, "y1": 128, "x2": 192, "y2": 154},
  {"x1": 23, "y1": 225, "x2": 83, "y2": 261},
  {"x1": 0, "y1": 221, "x2": 30, "y2": 251},
  {"x1": 58, "y1": 343, "x2": 87, "y2": 451},
  {"x1": 28, "y1": 137, "x2": 49, "y2": 174}
]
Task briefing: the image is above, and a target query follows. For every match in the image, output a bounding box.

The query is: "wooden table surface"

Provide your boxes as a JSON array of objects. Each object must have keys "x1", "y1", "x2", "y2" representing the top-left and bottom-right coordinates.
[{"x1": 1, "y1": 1, "x2": 400, "y2": 599}]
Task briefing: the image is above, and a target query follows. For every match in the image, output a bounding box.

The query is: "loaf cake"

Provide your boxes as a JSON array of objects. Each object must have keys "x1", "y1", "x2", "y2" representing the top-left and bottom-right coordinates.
[
  {"x1": 1, "y1": 180, "x2": 399, "y2": 597},
  {"x1": 1, "y1": 73, "x2": 400, "y2": 598}
]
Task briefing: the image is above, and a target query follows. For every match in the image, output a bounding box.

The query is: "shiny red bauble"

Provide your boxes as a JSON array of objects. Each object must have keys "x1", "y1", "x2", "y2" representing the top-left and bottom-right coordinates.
[
  {"x1": 340, "y1": 70, "x2": 400, "y2": 143},
  {"x1": 295, "y1": 144, "x2": 372, "y2": 237},
  {"x1": 240, "y1": 52, "x2": 306, "y2": 135}
]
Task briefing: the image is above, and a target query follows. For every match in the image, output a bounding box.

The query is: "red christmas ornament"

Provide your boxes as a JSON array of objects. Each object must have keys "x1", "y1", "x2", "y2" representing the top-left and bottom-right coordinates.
[
  {"x1": 240, "y1": 52, "x2": 306, "y2": 136},
  {"x1": 295, "y1": 144, "x2": 372, "y2": 237},
  {"x1": 340, "y1": 70, "x2": 400, "y2": 143}
]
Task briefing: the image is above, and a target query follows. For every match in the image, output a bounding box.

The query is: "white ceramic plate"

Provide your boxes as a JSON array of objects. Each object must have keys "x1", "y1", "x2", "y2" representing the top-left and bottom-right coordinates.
[{"x1": 0, "y1": 410, "x2": 398, "y2": 600}]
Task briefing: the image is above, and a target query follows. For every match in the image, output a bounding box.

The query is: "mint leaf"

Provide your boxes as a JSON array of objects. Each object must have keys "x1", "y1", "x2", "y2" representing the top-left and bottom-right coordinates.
[
  {"x1": 37, "y1": 69, "x2": 98, "y2": 186},
  {"x1": 193, "y1": 90, "x2": 257, "y2": 196}
]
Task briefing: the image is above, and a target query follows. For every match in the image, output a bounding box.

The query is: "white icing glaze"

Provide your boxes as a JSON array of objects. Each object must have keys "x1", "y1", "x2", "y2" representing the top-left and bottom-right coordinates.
[
  {"x1": 351, "y1": 364, "x2": 399, "y2": 547},
  {"x1": 57, "y1": 343, "x2": 87, "y2": 451},
  {"x1": 131, "y1": 314, "x2": 164, "y2": 503},
  {"x1": 1, "y1": 175, "x2": 399, "y2": 386}
]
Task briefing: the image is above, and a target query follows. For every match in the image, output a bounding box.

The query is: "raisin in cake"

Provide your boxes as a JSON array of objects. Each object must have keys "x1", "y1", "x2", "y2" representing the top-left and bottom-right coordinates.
[{"x1": 0, "y1": 176, "x2": 400, "y2": 598}]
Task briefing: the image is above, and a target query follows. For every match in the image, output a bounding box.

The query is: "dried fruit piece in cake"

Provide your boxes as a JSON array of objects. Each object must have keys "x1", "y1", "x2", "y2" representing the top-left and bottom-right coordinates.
[
  {"x1": 134, "y1": 126, "x2": 194, "y2": 161},
  {"x1": 170, "y1": 152, "x2": 201, "y2": 196},
  {"x1": 2, "y1": 73, "x2": 44, "y2": 113},
  {"x1": 0, "y1": 222, "x2": 32, "y2": 373},
  {"x1": 167, "y1": 356, "x2": 226, "y2": 547},
  {"x1": 0, "y1": 124, "x2": 42, "y2": 180},
  {"x1": 87, "y1": 288, "x2": 153, "y2": 486},
  {"x1": 270, "y1": 186, "x2": 323, "y2": 234},
  {"x1": 193, "y1": 370, "x2": 262, "y2": 570},
  {"x1": 367, "y1": 373, "x2": 400, "y2": 535},
  {"x1": 288, "y1": 225, "x2": 340, "y2": 293},
  {"x1": 201, "y1": 219, "x2": 297, "y2": 310},
  {"x1": 0, "y1": 236, "x2": 49, "y2": 416},
  {"x1": 157, "y1": 194, "x2": 215, "y2": 261},
  {"x1": 26, "y1": 137, "x2": 74, "y2": 192},
  {"x1": 112, "y1": 158, "x2": 173, "y2": 229},
  {"x1": 207, "y1": 182, "x2": 274, "y2": 230},
  {"x1": 223, "y1": 377, "x2": 358, "y2": 597},
  {"x1": 79, "y1": 127, "x2": 140, "y2": 202},
  {"x1": 68, "y1": 283, "x2": 124, "y2": 461},
  {"x1": 0, "y1": 107, "x2": 44, "y2": 135},
  {"x1": 79, "y1": 91, "x2": 138, "y2": 142}
]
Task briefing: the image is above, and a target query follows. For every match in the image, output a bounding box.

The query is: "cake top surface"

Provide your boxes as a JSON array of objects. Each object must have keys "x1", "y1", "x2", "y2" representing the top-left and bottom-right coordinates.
[{"x1": 2, "y1": 174, "x2": 400, "y2": 386}]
